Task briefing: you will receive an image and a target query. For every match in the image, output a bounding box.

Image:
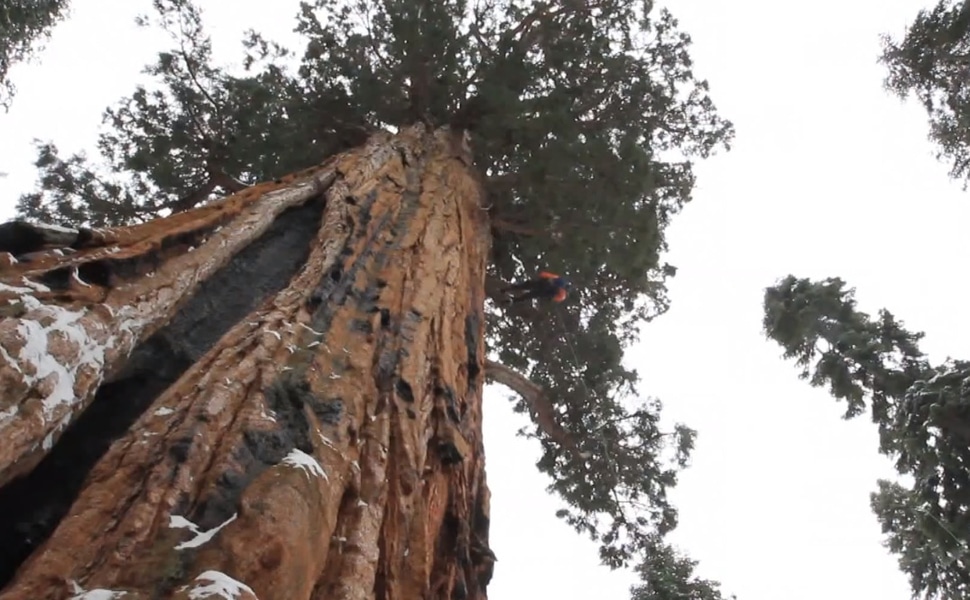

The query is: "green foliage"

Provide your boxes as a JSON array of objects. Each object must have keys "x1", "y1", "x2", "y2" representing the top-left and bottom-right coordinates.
[
  {"x1": 763, "y1": 275, "x2": 970, "y2": 599},
  {"x1": 0, "y1": 0, "x2": 70, "y2": 109},
  {"x1": 762, "y1": 275, "x2": 926, "y2": 442},
  {"x1": 872, "y1": 480, "x2": 970, "y2": 599},
  {"x1": 630, "y1": 536, "x2": 736, "y2": 600},
  {"x1": 15, "y1": 0, "x2": 735, "y2": 594},
  {"x1": 881, "y1": 0, "x2": 970, "y2": 184}
]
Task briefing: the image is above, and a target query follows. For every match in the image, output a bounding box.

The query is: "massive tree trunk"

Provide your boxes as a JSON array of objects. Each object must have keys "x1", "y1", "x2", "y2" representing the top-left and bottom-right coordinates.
[{"x1": 0, "y1": 124, "x2": 494, "y2": 600}]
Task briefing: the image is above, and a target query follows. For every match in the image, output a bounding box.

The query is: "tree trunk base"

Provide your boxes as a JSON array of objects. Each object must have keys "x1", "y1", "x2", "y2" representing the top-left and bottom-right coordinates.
[{"x1": 0, "y1": 124, "x2": 494, "y2": 600}]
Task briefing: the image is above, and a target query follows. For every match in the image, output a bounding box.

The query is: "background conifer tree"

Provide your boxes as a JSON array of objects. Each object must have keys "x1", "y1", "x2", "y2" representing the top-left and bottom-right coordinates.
[{"x1": 764, "y1": 275, "x2": 970, "y2": 600}]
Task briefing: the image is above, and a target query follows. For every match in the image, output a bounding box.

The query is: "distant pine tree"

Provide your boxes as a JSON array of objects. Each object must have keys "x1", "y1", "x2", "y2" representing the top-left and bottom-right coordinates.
[
  {"x1": 881, "y1": 0, "x2": 970, "y2": 184},
  {"x1": 764, "y1": 275, "x2": 970, "y2": 599}
]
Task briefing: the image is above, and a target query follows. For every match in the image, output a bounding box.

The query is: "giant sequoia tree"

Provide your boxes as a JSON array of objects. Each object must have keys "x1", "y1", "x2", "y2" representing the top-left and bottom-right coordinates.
[
  {"x1": 0, "y1": 1, "x2": 735, "y2": 598},
  {"x1": 763, "y1": 275, "x2": 970, "y2": 600},
  {"x1": 881, "y1": 0, "x2": 970, "y2": 184}
]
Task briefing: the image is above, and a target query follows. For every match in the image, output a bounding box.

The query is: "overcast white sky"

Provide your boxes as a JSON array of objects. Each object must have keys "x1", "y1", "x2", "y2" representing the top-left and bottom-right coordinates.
[{"x1": 1, "y1": 1, "x2": 966, "y2": 599}]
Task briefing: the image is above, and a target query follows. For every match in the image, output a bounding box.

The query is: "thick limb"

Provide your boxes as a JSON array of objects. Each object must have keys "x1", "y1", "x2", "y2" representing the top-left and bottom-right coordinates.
[{"x1": 484, "y1": 360, "x2": 588, "y2": 462}]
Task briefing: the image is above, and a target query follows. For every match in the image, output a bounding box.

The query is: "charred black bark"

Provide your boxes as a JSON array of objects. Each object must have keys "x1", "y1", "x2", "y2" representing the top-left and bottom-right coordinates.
[{"x1": 0, "y1": 198, "x2": 325, "y2": 590}]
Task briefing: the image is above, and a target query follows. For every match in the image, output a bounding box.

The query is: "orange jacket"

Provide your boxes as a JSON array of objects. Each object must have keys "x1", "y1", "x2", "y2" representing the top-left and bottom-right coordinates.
[{"x1": 538, "y1": 271, "x2": 567, "y2": 302}]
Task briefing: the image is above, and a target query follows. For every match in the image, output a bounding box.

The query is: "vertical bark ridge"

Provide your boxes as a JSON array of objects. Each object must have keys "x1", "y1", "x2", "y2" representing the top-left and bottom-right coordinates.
[{"x1": 0, "y1": 125, "x2": 493, "y2": 600}]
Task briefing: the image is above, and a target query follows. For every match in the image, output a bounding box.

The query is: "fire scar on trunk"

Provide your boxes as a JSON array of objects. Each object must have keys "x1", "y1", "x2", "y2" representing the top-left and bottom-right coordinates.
[{"x1": 0, "y1": 125, "x2": 494, "y2": 600}]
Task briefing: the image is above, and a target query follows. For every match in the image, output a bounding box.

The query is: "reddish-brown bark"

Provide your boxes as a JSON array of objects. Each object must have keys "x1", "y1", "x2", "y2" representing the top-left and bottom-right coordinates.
[{"x1": 0, "y1": 125, "x2": 494, "y2": 600}]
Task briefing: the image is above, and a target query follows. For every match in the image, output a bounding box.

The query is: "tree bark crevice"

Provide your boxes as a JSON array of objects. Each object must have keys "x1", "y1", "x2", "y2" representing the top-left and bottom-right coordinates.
[{"x1": 0, "y1": 194, "x2": 329, "y2": 589}]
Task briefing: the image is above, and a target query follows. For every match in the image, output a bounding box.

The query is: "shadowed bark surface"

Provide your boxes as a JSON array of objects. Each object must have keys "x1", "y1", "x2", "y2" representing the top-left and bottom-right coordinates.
[
  {"x1": 0, "y1": 198, "x2": 325, "y2": 588},
  {"x1": 0, "y1": 125, "x2": 493, "y2": 600}
]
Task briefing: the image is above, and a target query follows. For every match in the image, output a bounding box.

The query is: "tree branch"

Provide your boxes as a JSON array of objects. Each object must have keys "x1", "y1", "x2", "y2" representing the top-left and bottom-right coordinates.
[
  {"x1": 155, "y1": 161, "x2": 250, "y2": 216},
  {"x1": 359, "y1": 1, "x2": 397, "y2": 75},
  {"x1": 484, "y1": 274, "x2": 507, "y2": 304},
  {"x1": 211, "y1": 169, "x2": 248, "y2": 193},
  {"x1": 484, "y1": 359, "x2": 589, "y2": 461},
  {"x1": 156, "y1": 178, "x2": 218, "y2": 215},
  {"x1": 466, "y1": 0, "x2": 609, "y2": 89},
  {"x1": 176, "y1": 14, "x2": 224, "y2": 129},
  {"x1": 455, "y1": 2, "x2": 591, "y2": 129}
]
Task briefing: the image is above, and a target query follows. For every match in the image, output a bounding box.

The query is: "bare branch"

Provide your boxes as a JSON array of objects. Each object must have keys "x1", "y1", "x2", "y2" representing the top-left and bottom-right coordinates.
[
  {"x1": 464, "y1": 0, "x2": 609, "y2": 90},
  {"x1": 360, "y1": 1, "x2": 397, "y2": 75},
  {"x1": 485, "y1": 359, "x2": 589, "y2": 462},
  {"x1": 211, "y1": 169, "x2": 248, "y2": 193},
  {"x1": 175, "y1": 10, "x2": 223, "y2": 129},
  {"x1": 154, "y1": 161, "x2": 250, "y2": 216},
  {"x1": 484, "y1": 274, "x2": 509, "y2": 305}
]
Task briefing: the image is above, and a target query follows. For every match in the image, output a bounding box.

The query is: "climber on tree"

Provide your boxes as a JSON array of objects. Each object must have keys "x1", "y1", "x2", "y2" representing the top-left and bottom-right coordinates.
[{"x1": 500, "y1": 271, "x2": 571, "y2": 304}]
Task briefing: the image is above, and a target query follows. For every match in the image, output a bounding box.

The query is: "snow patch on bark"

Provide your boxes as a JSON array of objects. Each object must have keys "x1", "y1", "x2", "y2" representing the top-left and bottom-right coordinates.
[
  {"x1": 282, "y1": 449, "x2": 327, "y2": 481},
  {"x1": 1, "y1": 278, "x2": 50, "y2": 294},
  {"x1": 112, "y1": 305, "x2": 151, "y2": 349},
  {"x1": 68, "y1": 580, "x2": 130, "y2": 599},
  {"x1": 0, "y1": 405, "x2": 17, "y2": 423},
  {"x1": 71, "y1": 269, "x2": 92, "y2": 287},
  {"x1": 42, "y1": 412, "x2": 73, "y2": 450},
  {"x1": 40, "y1": 223, "x2": 76, "y2": 234},
  {"x1": 153, "y1": 407, "x2": 175, "y2": 417},
  {"x1": 297, "y1": 322, "x2": 324, "y2": 336},
  {"x1": 169, "y1": 513, "x2": 238, "y2": 550},
  {"x1": 182, "y1": 570, "x2": 257, "y2": 600},
  {"x1": 5, "y1": 295, "x2": 109, "y2": 418},
  {"x1": 69, "y1": 591, "x2": 129, "y2": 600}
]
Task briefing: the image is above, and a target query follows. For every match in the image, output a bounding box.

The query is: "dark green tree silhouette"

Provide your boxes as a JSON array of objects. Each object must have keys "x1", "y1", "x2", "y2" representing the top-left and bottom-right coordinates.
[
  {"x1": 14, "y1": 0, "x2": 735, "y2": 594},
  {"x1": 764, "y1": 275, "x2": 970, "y2": 599},
  {"x1": 0, "y1": 0, "x2": 70, "y2": 109},
  {"x1": 630, "y1": 536, "x2": 736, "y2": 600},
  {"x1": 881, "y1": 0, "x2": 970, "y2": 184}
]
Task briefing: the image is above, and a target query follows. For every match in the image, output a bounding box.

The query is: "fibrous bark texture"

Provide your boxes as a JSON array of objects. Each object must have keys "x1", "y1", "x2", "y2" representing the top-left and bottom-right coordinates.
[{"x1": 0, "y1": 124, "x2": 493, "y2": 600}]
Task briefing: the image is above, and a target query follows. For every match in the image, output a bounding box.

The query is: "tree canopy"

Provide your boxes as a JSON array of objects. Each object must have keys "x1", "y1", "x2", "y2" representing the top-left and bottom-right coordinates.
[
  {"x1": 881, "y1": 0, "x2": 970, "y2": 184},
  {"x1": 763, "y1": 275, "x2": 970, "y2": 600},
  {"x1": 0, "y1": 0, "x2": 70, "y2": 110},
  {"x1": 14, "y1": 0, "x2": 735, "y2": 595}
]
